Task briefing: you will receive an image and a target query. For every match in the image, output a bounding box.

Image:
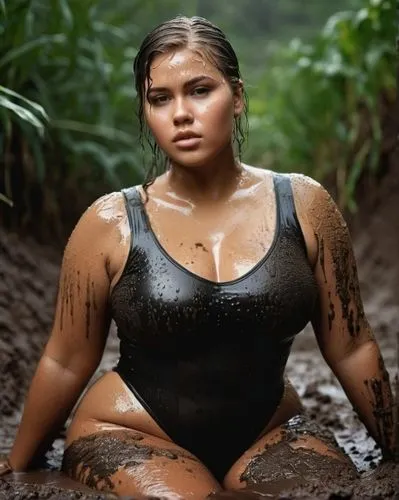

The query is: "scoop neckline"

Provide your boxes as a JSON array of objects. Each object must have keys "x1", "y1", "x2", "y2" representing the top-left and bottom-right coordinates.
[{"x1": 136, "y1": 179, "x2": 281, "y2": 287}]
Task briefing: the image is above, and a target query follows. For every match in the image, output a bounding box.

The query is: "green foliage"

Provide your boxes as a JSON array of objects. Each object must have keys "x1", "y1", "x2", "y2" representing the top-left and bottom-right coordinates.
[
  {"x1": 199, "y1": 0, "x2": 362, "y2": 72},
  {"x1": 0, "y1": 0, "x2": 146, "y2": 191},
  {"x1": 0, "y1": 84, "x2": 48, "y2": 205},
  {"x1": 0, "y1": 0, "x2": 395, "y2": 228},
  {"x1": 0, "y1": 0, "x2": 199, "y2": 216},
  {"x1": 245, "y1": 0, "x2": 396, "y2": 210}
]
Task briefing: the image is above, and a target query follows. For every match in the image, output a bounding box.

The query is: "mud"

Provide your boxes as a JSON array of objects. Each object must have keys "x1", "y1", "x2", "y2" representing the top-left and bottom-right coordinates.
[
  {"x1": 62, "y1": 430, "x2": 197, "y2": 491},
  {"x1": 0, "y1": 162, "x2": 399, "y2": 499}
]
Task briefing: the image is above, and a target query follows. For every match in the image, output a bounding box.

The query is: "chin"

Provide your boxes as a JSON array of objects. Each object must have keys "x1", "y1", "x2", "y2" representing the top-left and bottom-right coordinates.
[
  {"x1": 169, "y1": 156, "x2": 208, "y2": 169},
  {"x1": 169, "y1": 149, "x2": 227, "y2": 170},
  {"x1": 172, "y1": 160, "x2": 214, "y2": 170}
]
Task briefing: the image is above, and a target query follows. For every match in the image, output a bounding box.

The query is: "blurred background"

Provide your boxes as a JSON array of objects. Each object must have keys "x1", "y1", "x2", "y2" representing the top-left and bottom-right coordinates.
[
  {"x1": 0, "y1": 3, "x2": 398, "y2": 493},
  {"x1": 0, "y1": 0, "x2": 396, "y2": 244}
]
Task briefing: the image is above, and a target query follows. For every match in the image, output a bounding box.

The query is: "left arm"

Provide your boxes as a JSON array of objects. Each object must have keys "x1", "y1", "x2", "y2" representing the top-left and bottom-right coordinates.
[{"x1": 294, "y1": 175, "x2": 395, "y2": 460}]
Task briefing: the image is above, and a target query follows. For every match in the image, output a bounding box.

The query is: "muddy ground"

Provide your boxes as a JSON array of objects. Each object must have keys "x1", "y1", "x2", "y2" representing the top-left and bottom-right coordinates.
[{"x1": 0, "y1": 162, "x2": 398, "y2": 499}]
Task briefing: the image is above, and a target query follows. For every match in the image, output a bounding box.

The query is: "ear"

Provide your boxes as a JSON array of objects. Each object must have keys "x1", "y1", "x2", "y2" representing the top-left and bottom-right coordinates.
[{"x1": 233, "y1": 79, "x2": 244, "y2": 117}]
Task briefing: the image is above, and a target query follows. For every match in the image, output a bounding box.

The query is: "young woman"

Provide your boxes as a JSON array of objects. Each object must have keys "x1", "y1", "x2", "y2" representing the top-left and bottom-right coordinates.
[{"x1": 0, "y1": 16, "x2": 395, "y2": 500}]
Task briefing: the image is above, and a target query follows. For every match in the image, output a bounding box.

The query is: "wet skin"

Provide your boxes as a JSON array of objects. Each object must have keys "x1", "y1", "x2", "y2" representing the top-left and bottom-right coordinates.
[
  {"x1": 5, "y1": 47, "x2": 394, "y2": 498},
  {"x1": 60, "y1": 163, "x2": 392, "y2": 498}
]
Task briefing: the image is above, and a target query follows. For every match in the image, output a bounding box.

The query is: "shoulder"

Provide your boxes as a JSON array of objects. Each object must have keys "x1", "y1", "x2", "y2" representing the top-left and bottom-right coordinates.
[
  {"x1": 75, "y1": 191, "x2": 125, "y2": 231},
  {"x1": 243, "y1": 165, "x2": 322, "y2": 202},
  {"x1": 285, "y1": 172, "x2": 326, "y2": 202},
  {"x1": 275, "y1": 172, "x2": 348, "y2": 267},
  {"x1": 287, "y1": 173, "x2": 345, "y2": 235},
  {"x1": 65, "y1": 191, "x2": 127, "y2": 256}
]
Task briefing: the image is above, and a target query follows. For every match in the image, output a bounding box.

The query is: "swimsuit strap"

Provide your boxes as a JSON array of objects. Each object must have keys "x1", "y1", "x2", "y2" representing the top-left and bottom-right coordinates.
[
  {"x1": 273, "y1": 173, "x2": 307, "y2": 247},
  {"x1": 121, "y1": 186, "x2": 148, "y2": 248},
  {"x1": 122, "y1": 176, "x2": 305, "y2": 251}
]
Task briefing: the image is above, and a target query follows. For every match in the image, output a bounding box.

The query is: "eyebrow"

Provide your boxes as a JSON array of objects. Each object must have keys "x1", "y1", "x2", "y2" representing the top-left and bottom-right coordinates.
[{"x1": 147, "y1": 75, "x2": 217, "y2": 94}]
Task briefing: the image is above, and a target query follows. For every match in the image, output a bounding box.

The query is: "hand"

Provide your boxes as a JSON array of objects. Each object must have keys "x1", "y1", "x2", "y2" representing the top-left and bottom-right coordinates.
[{"x1": 0, "y1": 458, "x2": 12, "y2": 477}]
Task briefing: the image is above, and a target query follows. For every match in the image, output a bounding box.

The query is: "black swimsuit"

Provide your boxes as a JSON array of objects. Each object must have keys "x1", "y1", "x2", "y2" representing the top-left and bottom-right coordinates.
[{"x1": 111, "y1": 173, "x2": 318, "y2": 480}]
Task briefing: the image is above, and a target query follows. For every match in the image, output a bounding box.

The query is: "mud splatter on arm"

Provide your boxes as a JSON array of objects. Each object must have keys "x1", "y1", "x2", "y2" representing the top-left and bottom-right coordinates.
[
  {"x1": 8, "y1": 194, "x2": 118, "y2": 471},
  {"x1": 49, "y1": 203, "x2": 113, "y2": 377},
  {"x1": 303, "y1": 179, "x2": 395, "y2": 460}
]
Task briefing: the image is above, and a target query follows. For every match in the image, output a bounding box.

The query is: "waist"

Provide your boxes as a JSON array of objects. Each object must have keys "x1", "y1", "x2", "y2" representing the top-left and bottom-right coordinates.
[{"x1": 114, "y1": 357, "x2": 285, "y2": 409}]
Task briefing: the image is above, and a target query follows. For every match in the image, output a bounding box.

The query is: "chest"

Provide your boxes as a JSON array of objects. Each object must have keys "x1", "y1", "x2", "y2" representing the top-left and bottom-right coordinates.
[
  {"x1": 111, "y1": 226, "x2": 318, "y2": 352},
  {"x1": 144, "y1": 198, "x2": 277, "y2": 283}
]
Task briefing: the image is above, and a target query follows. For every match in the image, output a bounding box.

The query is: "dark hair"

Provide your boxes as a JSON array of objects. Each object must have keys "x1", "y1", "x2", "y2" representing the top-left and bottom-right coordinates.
[{"x1": 133, "y1": 15, "x2": 249, "y2": 190}]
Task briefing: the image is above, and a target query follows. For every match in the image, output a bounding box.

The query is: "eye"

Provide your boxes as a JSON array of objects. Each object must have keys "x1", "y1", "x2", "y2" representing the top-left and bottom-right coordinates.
[
  {"x1": 192, "y1": 87, "x2": 210, "y2": 97},
  {"x1": 150, "y1": 94, "x2": 170, "y2": 106}
]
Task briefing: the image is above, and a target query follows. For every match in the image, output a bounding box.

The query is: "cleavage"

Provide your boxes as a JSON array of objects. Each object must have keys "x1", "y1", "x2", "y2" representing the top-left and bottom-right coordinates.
[{"x1": 146, "y1": 200, "x2": 277, "y2": 283}]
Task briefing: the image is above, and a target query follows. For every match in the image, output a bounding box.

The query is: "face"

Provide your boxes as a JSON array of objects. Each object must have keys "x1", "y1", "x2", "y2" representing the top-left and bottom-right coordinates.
[{"x1": 143, "y1": 47, "x2": 244, "y2": 168}]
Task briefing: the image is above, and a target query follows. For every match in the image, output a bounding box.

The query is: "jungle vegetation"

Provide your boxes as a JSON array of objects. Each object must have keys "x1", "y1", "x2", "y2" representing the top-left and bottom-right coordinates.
[{"x1": 0, "y1": 0, "x2": 396, "y2": 240}]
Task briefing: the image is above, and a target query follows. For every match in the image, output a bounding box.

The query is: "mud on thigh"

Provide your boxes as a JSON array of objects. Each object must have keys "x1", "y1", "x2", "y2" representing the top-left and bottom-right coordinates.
[
  {"x1": 62, "y1": 429, "x2": 201, "y2": 493},
  {"x1": 241, "y1": 414, "x2": 358, "y2": 492}
]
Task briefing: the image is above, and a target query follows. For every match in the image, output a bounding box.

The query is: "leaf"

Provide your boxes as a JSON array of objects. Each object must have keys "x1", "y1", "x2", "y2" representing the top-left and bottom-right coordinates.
[
  {"x1": 323, "y1": 11, "x2": 354, "y2": 37},
  {"x1": 0, "y1": 192, "x2": 14, "y2": 207},
  {"x1": 51, "y1": 119, "x2": 134, "y2": 146},
  {"x1": 0, "y1": 96, "x2": 46, "y2": 135},
  {"x1": 17, "y1": 117, "x2": 47, "y2": 181},
  {"x1": 0, "y1": 0, "x2": 6, "y2": 17},
  {"x1": 0, "y1": 34, "x2": 66, "y2": 69},
  {"x1": 354, "y1": 8, "x2": 370, "y2": 26},
  {"x1": 0, "y1": 86, "x2": 48, "y2": 121},
  {"x1": 365, "y1": 43, "x2": 394, "y2": 69},
  {"x1": 58, "y1": 0, "x2": 74, "y2": 29}
]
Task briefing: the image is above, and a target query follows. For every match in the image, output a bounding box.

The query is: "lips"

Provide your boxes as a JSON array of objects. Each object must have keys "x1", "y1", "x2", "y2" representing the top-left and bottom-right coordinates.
[
  {"x1": 172, "y1": 131, "x2": 201, "y2": 143},
  {"x1": 172, "y1": 131, "x2": 202, "y2": 150}
]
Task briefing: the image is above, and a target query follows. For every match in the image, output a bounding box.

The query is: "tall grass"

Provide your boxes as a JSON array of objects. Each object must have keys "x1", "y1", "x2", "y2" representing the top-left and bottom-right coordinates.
[
  {"x1": 1, "y1": 0, "x2": 144, "y2": 189},
  {"x1": 0, "y1": 0, "x2": 185, "y2": 238}
]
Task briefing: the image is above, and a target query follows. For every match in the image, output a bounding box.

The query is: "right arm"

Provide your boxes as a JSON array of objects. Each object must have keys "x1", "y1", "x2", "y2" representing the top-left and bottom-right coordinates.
[{"x1": 6, "y1": 195, "x2": 116, "y2": 472}]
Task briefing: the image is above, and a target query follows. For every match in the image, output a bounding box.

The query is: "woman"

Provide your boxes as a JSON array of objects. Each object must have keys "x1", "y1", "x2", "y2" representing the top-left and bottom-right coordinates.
[{"x1": 0, "y1": 15, "x2": 395, "y2": 499}]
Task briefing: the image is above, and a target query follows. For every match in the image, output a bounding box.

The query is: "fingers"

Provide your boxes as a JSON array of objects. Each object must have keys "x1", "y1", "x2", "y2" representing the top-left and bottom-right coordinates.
[{"x1": 0, "y1": 459, "x2": 12, "y2": 476}]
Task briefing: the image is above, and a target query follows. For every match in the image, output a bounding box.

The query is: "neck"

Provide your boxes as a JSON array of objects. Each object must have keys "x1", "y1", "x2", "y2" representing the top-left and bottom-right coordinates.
[{"x1": 166, "y1": 148, "x2": 243, "y2": 203}]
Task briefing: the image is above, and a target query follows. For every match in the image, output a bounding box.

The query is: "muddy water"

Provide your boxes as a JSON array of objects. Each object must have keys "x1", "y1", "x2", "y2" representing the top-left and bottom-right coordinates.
[{"x1": 0, "y1": 167, "x2": 398, "y2": 498}]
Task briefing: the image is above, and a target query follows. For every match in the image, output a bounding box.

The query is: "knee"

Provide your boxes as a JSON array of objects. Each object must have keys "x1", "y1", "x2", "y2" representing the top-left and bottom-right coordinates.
[
  {"x1": 222, "y1": 426, "x2": 286, "y2": 490},
  {"x1": 222, "y1": 460, "x2": 244, "y2": 491}
]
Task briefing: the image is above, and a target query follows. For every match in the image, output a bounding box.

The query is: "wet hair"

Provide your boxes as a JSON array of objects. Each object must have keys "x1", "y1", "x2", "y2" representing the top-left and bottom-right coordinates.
[{"x1": 133, "y1": 15, "x2": 249, "y2": 190}]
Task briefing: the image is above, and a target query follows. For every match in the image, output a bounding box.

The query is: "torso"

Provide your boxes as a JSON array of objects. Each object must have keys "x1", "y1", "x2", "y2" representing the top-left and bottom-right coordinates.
[
  {"x1": 67, "y1": 166, "x2": 319, "y2": 476},
  {"x1": 107, "y1": 167, "x2": 317, "y2": 286}
]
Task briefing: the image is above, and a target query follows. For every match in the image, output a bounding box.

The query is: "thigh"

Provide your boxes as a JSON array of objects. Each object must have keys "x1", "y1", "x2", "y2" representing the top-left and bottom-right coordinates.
[
  {"x1": 66, "y1": 371, "x2": 172, "y2": 443},
  {"x1": 223, "y1": 414, "x2": 358, "y2": 497},
  {"x1": 63, "y1": 423, "x2": 221, "y2": 499}
]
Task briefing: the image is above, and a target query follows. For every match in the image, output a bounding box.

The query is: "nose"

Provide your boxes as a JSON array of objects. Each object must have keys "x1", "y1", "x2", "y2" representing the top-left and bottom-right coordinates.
[{"x1": 173, "y1": 97, "x2": 193, "y2": 126}]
